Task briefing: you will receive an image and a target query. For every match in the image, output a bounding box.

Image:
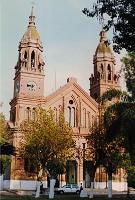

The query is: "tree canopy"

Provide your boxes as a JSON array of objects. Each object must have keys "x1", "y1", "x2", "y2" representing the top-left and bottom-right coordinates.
[
  {"x1": 86, "y1": 119, "x2": 124, "y2": 176},
  {"x1": 121, "y1": 52, "x2": 135, "y2": 99},
  {"x1": 20, "y1": 107, "x2": 75, "y2": 179},
  {"x1": 100, "y1": 88, "x2": 135, "y2": 165},
  {"x1": 82, "y1": 0, "x2": 135, "y2": 52},
  {"x1": 86, "y1": 118, "x2": 124, "y2": 198},
  {"x1": 0, "y1": 112, "x2": 9, "y2": 145},
  {"x1": 0, "y1": 112, "x2": 15, "y2": 175}
]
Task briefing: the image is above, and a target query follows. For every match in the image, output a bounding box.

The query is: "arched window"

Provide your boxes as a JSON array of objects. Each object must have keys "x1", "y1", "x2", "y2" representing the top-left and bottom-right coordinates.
[
  {"x1": 100, "y1": 63, "x2": 104, "y2": 79},
  {"x1": 31, "y1": 51, "x2": 35, "y2": 68},
  {"x1": 107, "y1": 64, "x2": 111, "y2": 80},
  {"x1": 101, "y1": 64, "x2": 103, "y2": 71},
  {"x1": 24, "y1": 51, "x2": 27, "y2": 59},
  {"x1": 83, "y1": 108, "x2": 86, "y2": 128},
  {"x1": 71, "y1": 107, "x2": 76, "y2": 127},
  {"x1": 25, "y1": 107, "x2": 31, "y2": 121},
  {"x1": 67, "y1": 106, "x2": 71, "y2": 126},
  {"x1": 76, "y1": 107, "x2": 78, "y2": 127},
  {"x1": 87, "y1": 112, "x2": 91, "y2": 129},
  {"x1": 32, "y1": 108, "x2": 36, "y2": 121},
  {"x1": 24, "y1": 51, "x2": 27, "y2": 67},
  {"x1": 11, "y1": 108, "x2": 16, "y2": 123}
]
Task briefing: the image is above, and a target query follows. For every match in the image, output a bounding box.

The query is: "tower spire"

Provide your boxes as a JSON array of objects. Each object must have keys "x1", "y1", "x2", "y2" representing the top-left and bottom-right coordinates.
[
  {"x1": 29, "y1": 6, "x2": 36, "y2": 26},
  {"x1": 99, "y1": 29, "x2": 107, "y2": 42}
]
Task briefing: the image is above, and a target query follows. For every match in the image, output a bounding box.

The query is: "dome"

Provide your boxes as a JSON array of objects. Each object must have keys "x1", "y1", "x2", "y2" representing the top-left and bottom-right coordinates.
[
  {"x1": 22, "y1": 26, "x2": 41, "y2": 41},
  {"x1": 95, "y1": 30, "x2": 112, "y2": 55},
  {"x1": 95, "y1": 42, "x2": 112, "y2": 54}
]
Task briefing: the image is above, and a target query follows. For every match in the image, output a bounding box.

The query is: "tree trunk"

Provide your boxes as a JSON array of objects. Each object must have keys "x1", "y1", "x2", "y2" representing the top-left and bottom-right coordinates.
[
  {"x1": 49, "y1": 179, "x2": 56, "y2": 199},
  {"x1": 0, "y1": 175, "x2": 3, "y2": 190},
  {"x1": 108, "y1": 172, "x2": 112, "y2": 198},
  {"x1": 35, "y1": 181, "x2": 40, "y2": 198},
  {"x1": 89, "y1": 166, "x2": 96, "y2": 199},
  {"x1": 89, "y1": 181, "x2": 94, "y2": 199}
]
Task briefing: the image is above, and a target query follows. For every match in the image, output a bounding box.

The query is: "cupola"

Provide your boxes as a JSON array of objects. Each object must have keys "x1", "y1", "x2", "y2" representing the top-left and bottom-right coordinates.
[
  {"x1": 95, "y1": 30, "x2": 112, "y2": 56},
  {"x1": 20, "y1": 6, "x2": 43, "y2": 50}
]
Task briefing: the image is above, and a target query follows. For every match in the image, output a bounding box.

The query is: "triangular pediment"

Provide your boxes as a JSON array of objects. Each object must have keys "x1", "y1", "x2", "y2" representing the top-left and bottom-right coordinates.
[{"x1": 44, "y1": 78, "x2": 98, "y2": 111}]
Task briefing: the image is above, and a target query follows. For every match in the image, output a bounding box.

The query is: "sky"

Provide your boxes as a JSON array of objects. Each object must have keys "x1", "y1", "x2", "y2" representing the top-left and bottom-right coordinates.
[{"x1": 0, "y1": 0, "x2": 126, "y2": 119}]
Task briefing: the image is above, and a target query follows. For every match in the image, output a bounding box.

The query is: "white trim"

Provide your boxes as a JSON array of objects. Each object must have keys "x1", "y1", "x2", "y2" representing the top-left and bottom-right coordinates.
[
  {"x1": 94, "y1": 181, "x2": 127, "y2": 191},
  {"x1": 3, "y1": 180, "x2": 127, "y2": 192}
]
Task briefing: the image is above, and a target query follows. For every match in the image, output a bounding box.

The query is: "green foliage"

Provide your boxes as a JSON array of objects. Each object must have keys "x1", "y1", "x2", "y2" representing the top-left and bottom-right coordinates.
[
  {"x1": 20, "y1": 107, "x2": 75, "y2": 178},
  {"x1": 86, "y1": 121, "x2": 124, "y2": 178},
  {"x1": 0, "y1": 112, "x2": 9, "y2": 144},
  {"x1": 0, "y1": 112, "x2": 14, "y2": 175},
  {"x1": 46, "y1": 159, "x2": 65, "y2": 179},
  {"x1": 128, "y1": 166, "x2": 135, "y2": 188},
  {"x1": 121, "y1": 153, "x2": 135, "y2": 188},
  {"x1": 82, "y1": 0, "x2": 135, "y2": 52},
  {"x1": 121, "y1": 52, "x2": 135, "y2": 99},
  {"x1": 0, "y1": 155, "x2": 11, "y2": 175},
  {"x1": 100, "y1": 88, "x2": 135, "y2": 165},
  {"x1": 100, "y1": 88, "x2": 129, "y2": 106}
]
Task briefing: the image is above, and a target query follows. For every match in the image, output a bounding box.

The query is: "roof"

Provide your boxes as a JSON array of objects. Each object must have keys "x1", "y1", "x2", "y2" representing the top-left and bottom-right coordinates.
[
  {"x1": 95, "y1": 30, "x2": 112, "y2": 55},
  {"x1": 95, "y1": 42, "x2": 112, "y2": 54},
  {"x1": 44, "y1": 78, "x2": 99, "y2": 109},
  {"x1": 22, "y1": 26, "x2": 40, "y2": 41}
]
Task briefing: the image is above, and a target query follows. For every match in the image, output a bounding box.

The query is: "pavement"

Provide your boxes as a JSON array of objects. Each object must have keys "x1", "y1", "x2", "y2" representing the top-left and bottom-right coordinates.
[
  {"x1": 0, "y1": 190, "x2": 17, "y2": 196},
  {"x1": 0, "y1": 188, "x2": 135, "y2": 196}
]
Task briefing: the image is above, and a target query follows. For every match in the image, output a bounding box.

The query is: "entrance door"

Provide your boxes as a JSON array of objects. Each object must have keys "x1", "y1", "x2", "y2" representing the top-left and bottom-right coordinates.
[{"x1": 66, "y1": 160, "x2": 77, "y2": 184}]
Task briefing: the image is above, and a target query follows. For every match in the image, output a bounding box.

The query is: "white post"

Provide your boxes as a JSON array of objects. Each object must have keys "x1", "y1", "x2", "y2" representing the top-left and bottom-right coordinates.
[
  {"x1": 35, "y1": 181, "x2": 40, "y2": 198},
  {"x1": 0, "y1": 175, "x2": 3, "y2": 190},
  {"x1": 49, "y1": 179, "x2": 56, "y2": 199},
  {"x1": 108, "y1": 180, "x2": 112, "y2": 198},
  {"x1": 89, "y1": 182, "x2": 94, "y2": 199}
]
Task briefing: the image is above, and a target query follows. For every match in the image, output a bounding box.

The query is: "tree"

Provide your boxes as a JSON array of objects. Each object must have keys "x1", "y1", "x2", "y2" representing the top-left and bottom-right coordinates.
[
  {"x1": 86, "y1": 118, "x2": 124, "y2": 198},
  {"x1": 0, "y1": 111, "x2": 15, "y2": 190},
  {"x1": 0, "y1": 112, "x2": 9, "y2": 145},
  {"x1": 82, "y1": 0, "x2": 135, "y2": 52},
  {"x1": 121, "y1": 52, "x2": 135, "y2": 99},
  {"x1": 121, "y1": 153, "x2": 135, "y2": 191},
  {"x1": 100, "y1": 88, "x2": 135, "y2": 165},
  {"x1": 20, "y1": 107, "x2": 75, "y2": 198},
  {"x1": 0, "y1": 112, "x2": 15, "y2": 175}
]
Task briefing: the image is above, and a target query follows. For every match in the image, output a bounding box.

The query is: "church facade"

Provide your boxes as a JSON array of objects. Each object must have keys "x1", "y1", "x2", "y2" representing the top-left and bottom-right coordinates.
[{"x1": 6, "y1": 7, "x2": 127, "y2": 191}]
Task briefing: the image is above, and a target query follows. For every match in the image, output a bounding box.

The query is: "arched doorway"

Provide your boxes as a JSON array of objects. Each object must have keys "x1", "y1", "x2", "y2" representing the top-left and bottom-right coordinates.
[{"x1": 66, "y1": 160, "x2": 77, "y2": 184}]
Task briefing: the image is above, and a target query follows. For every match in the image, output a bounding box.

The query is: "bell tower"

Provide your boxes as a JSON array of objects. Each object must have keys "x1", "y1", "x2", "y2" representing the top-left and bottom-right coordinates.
[
  {"x1": 89, "y1": 30, "x2": 120, "y2": 102},
  {"x1": 10, "y1": 7, "x2": 45, "y2": 126}
]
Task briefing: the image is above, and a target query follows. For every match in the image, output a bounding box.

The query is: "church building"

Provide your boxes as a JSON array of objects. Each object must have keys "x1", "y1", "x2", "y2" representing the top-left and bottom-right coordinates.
[{"x1": 6, "y1": 7, "x2": 127, "y2": 191}]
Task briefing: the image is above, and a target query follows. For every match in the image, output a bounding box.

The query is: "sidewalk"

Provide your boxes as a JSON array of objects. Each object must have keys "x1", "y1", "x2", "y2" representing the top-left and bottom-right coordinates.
[
  {"x1": 86, "y1": 188, "x2": 135, "y2": 195},
  {"x1": 0, "y1": 190, "x2": 17, "y2": 196},
  {"x1": 0, "y1": 188, "x2": 135, "y2": 197}
]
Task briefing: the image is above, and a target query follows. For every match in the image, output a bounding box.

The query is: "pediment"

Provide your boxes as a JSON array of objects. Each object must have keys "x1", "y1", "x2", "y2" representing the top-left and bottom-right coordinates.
[{"x1": 44, "y1": 79, "x2": 98, "y2": 112}]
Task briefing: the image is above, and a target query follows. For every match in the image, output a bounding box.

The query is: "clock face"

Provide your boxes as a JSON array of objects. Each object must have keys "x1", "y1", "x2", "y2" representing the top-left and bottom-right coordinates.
[
  {"x1": 15, "y1": 80, "x2": 20, "y2": 94},
  {"x1": 27, "y1": 81, "x2": 37, "y2": 91}
]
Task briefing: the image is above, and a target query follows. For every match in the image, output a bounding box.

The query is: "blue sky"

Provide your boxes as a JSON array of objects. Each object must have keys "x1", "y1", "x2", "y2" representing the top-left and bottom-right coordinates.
[{"x1": 0, "y1": 0, "x2": 126, "y2": 119}]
